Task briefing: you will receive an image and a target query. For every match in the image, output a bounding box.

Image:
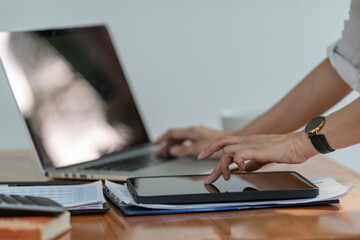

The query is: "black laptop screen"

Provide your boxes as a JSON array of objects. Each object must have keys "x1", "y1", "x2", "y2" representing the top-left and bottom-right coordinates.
[{"x1": 0, "y1": 25, "x2": 149, "y2": 168}]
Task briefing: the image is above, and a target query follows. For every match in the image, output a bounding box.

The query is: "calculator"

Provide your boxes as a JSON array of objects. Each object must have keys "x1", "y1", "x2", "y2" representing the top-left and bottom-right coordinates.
[{"x1": 0, "y1": 194, "x2": 65, "y2": 216}]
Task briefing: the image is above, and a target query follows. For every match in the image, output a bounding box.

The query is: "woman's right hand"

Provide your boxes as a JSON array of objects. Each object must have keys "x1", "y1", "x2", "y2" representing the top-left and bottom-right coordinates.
[{"x1": 153, "y1": 126, "x2": 229, "y2": 158}]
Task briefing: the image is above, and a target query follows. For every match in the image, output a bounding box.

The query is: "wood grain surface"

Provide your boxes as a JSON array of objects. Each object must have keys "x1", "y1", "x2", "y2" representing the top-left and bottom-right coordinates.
[{"x1": 1, "y1": 150, "x2": 359, "y2": 239}]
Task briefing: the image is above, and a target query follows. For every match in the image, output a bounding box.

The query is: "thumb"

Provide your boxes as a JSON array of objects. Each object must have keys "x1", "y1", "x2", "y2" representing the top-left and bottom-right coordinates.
[
  {"x1": 244, "y1": 160, "x2": 269, "y2": 172},
  {"x1": 169, "y1": 144, "x2": 199, "y2": 157}
]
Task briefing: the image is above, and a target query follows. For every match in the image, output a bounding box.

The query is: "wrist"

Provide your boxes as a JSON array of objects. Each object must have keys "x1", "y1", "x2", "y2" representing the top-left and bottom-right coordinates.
[{"x1": 293, "y1": 131, "x2": 319, "y2": 160}]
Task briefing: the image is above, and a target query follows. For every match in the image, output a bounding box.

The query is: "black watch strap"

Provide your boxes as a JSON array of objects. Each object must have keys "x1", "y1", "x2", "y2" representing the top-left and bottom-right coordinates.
[{"x1": 309, "y1": 133, "x2": 335, "y2": 154}]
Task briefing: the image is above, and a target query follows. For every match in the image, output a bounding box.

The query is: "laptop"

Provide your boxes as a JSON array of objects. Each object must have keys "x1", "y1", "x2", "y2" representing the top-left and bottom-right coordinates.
[{"x1": 0, "y1": 25, "x2": 219, "y2": 181}]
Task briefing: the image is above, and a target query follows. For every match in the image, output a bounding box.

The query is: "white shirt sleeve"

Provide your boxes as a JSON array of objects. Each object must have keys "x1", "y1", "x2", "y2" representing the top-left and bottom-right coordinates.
[{"x1": 328, "y1": 0, "x2": 360, "y2": 93}]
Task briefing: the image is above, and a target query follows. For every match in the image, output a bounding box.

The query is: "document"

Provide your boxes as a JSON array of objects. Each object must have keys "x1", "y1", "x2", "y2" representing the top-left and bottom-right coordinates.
[
  {"x1": 104, "y1": 177, "x2": 352, "y2": 215},
  {"x1": 0, "y1": 180, "x2": 106, "y2": 212}
]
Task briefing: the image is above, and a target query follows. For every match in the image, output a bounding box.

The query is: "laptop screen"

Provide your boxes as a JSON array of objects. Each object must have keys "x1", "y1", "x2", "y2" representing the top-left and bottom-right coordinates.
[{"x1": 0, "y1": 25, "x2": 149, "y2": 169}]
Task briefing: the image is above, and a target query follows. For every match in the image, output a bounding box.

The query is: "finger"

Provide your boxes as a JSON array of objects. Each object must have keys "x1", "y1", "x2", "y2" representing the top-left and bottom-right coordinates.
[
  {"x1": 155, "y1": 138, "x2": 180, "y2": 154},
  {"x1": 233, "y1": 148, "x2": 269, "y2": 172},
  {"x1": 232, "y1": 151, "x2": 249, "y2": 171},
  {"x1": 204, "y1": 163, "x2": 222, "y2": 184},
  {"x1": 152, "y1": 130, "x2": 177, "y2": 145},
  {"x1": 220, "y1": 153, "x2": 234, "y2": 181},
  {"x1": 153, "y1": 128, "x2": 196, "y2": 145},
  {"x1": 198, "y1": 136, "x2": 243, "y2": 159},
  {"x1": 156, "y1": 143, "x2": 174, "y2": 156},
  {"x1": 244, "y1": 160, "x2": 269, "y2": 172},
  {"x1": 168, "y1": 144, "x2": 199, "y2": 157}
]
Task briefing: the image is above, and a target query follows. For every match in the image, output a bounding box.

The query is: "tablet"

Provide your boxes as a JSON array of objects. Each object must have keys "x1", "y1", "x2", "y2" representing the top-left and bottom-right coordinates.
[{"x1": 126, "y1": 171, "x2": 319, "y2": 204}]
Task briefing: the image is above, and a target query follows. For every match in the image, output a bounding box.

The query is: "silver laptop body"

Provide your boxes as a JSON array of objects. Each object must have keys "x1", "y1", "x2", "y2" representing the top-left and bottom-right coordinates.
[{"x1": 0, "y1": 25, "x2": 218, "y2": 181}]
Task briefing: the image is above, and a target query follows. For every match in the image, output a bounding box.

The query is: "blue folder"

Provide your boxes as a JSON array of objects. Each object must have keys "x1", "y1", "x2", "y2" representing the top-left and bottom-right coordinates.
[{"x1": 103, "y1": 189, "x2": 339, "y2": 216}]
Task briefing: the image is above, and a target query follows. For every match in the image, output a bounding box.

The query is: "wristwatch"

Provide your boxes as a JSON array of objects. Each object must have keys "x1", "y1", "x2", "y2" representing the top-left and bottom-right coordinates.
[{"x1": 304, "y1": 116, "x2": 335, "y2": 154}]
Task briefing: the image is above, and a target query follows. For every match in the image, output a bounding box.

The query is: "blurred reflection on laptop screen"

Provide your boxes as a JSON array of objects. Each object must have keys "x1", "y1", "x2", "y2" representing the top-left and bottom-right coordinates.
[{"x1": 0, "y1": 26, "x2": 149, "y2": 168}]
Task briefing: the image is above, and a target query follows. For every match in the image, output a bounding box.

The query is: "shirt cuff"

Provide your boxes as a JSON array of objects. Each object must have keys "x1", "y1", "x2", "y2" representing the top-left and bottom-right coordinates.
[{"x1": 327, "y1": 40, "x2": 360, "y2": 93}]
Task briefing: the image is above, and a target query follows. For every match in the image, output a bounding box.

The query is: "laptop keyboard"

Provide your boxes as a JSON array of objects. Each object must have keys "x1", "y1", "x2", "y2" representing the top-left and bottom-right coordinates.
[{"x1": 84, "y1": 153, "x2": 168, "y2": 172}]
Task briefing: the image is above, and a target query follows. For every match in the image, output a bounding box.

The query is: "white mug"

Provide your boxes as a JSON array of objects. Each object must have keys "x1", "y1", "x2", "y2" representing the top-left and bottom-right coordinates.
[{"x1": 220, "y1": 109, "x2": 262, "y2": 132}]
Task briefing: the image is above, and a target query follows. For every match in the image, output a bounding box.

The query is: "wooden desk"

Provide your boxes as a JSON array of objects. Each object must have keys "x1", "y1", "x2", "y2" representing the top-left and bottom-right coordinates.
[{"x1": 1, "y1": 150, "x2": 360, "y2": 239}]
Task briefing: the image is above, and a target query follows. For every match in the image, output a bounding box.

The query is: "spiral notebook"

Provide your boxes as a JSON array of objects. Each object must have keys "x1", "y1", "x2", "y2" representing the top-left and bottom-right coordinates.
[{"x1": 103, "y1": 177, "x2": 351, "y2": 216}]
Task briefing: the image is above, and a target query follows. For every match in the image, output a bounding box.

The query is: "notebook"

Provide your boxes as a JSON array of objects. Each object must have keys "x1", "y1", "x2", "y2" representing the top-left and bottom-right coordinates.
[{"x1": 0, "y1": 25, "x2": 219, "y2": 181}]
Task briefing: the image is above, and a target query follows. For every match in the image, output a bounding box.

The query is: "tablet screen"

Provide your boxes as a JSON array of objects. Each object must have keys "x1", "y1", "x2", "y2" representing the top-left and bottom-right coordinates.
[
  {"x1": 126, "y1": 172, "x2": 318, "y2": 204},
  {"x1": 129, "y1": 172, "x2": 314, "y2": 196}
]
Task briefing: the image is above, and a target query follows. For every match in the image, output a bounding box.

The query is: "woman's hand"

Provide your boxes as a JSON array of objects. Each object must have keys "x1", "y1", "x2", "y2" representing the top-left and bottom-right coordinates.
[
  {"x1": 153, "y1": 126, "x2": 229, "y2": 158},
  {"x1": 198, "y1": 132, "x2": 318, "y2": 184}
]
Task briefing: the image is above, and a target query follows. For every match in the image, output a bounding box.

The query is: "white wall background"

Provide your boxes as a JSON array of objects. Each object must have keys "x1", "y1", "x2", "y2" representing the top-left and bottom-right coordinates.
[{"x1": 1, "y1": 0, "x2": 359, "y2": 172}]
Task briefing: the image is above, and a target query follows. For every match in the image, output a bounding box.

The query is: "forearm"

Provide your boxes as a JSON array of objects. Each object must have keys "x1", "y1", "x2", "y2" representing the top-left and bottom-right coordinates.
[
  {"x1": 236, "y1": 58, "x2": 352, "y2": 136},
  {"x1": 320, "y1": 97, "x2": 360, "y2": 149}
]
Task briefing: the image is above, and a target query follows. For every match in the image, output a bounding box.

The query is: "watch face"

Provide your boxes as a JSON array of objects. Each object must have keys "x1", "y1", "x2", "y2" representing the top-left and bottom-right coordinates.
[{"x1": 305, "y1": 116, "x2": 325, "y2": 132}]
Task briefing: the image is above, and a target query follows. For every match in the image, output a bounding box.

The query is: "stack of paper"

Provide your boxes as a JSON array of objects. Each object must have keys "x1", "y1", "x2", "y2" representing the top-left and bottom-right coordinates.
[
  {"x1": 0, "y1": 180, "x2": 106, "y2": 212},
  {"x1": 104, "y1": 177, "x2": 353, "y2": 216}
]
